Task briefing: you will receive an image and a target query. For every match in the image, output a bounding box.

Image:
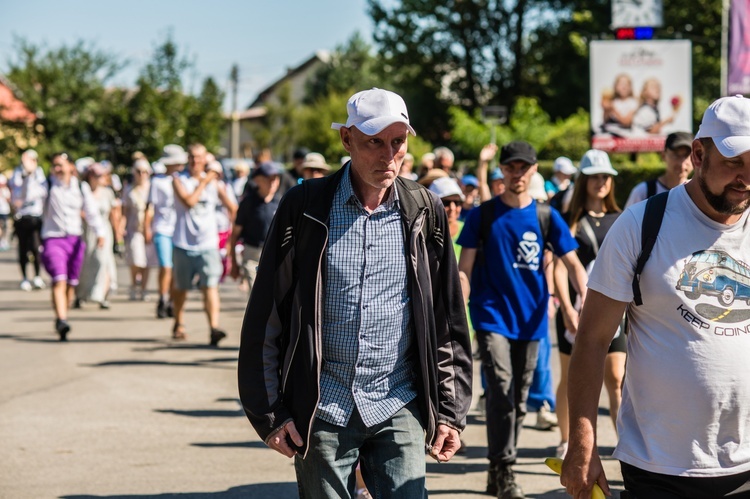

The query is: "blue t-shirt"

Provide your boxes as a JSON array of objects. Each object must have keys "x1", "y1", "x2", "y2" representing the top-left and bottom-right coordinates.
[{"x1": 457, "y1": 198, "x2": 577, "y2": 341}]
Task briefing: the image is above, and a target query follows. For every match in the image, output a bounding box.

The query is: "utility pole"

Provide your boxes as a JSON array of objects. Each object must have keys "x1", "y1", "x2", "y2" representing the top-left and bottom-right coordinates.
[
  {"x1": 720, "y1": 0, "x2": 730, "y2": 96},
  {"x1": 230, "y1": 64, "x2": 240, "y2": 159}
]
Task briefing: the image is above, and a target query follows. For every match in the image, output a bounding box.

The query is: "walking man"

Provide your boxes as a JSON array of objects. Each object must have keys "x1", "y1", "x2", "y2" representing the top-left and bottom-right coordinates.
[
  {"x1": 171, "y1": 143, "x2": 234, "y2": 345},
  {"x1": 41, "y1": 152, "x2": 106, "y2": 340},
  {"x1": 238, "y1": 88, "x2": 473, "y2": 498},
  {"x1": 9, "y1": 149, "x2": 47, "y2": 291},
  {"x1": 457, "y1": 141, "x2": 587, "y2": 499},
  {"x1": 625, "y1": 131, "x2": 694, "y2": 206},
  {"x1": 562, "y1": 95, "x2": 750, "y2": 498}
]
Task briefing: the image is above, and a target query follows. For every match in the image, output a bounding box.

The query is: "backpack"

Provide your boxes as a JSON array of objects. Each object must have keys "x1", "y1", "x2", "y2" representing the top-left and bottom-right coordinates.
[
  {"x1": 632, "y1": 191, "x2": 669, "y2": 306},
  {"x1": 476, "y1": 197, "x2": 551, "y2": 266}
]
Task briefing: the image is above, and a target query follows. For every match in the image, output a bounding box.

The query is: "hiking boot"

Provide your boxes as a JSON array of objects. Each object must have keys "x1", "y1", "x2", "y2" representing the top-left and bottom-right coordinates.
[
  {"x1": 166, "y1": 301, "x2": 174, "y2": 318},
  {"x1": 486, "y1": 461, "x2": 500, "y2": 496},
  {"x1": 496, "y1": 465, "x2": 525, "y2": 499}
]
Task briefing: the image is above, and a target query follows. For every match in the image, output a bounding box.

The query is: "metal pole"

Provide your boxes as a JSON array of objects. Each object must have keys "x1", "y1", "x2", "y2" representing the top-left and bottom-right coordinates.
[
  {"x1": 721, "y1": 0, "x2": 730, "y2": 96},
  {"x1": 230, "y1": 64, "x2": 240, "y2": 159}
]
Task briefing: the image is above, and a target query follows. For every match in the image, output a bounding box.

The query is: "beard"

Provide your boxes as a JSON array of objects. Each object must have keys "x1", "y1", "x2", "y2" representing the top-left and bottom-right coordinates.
[{"x1": 698, "y1": 171, "x2": 750, "y2": 215}]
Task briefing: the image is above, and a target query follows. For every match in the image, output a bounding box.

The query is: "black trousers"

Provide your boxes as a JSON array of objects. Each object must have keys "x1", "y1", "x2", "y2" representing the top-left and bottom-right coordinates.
[
  {"x1": 14, "y1": 216, "x2": 42, "y2": 279},
  {"x1": 621, "y1": 461, "x2": 750, "y2": 498}
]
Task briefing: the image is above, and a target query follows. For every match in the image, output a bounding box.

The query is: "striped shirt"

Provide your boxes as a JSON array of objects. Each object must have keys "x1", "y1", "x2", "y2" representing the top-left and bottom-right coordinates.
[{"x1": 317, "y1": 166, "x2": 418, "y2": 428}]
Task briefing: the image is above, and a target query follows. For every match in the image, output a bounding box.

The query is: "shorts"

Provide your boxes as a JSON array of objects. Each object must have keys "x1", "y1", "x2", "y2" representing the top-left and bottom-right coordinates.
[
  {"x1": 126, "y1": 232, "x2": 158, "y2": 268},
  {"x1": 555, "y1": 309, "x2": 627, "y2": 356},
  {"x1": 241, "y1": 245, "x2": 263, "y2": 290},
  {"x1": 172, "y1": 246, "x2": 222, "y2": 290},
  {"x1": 152, "y1": 233, "x2": 173, "y2": 268},
  {"x1": 41, "y1": 236, "x2": 86, "y2": 285}
]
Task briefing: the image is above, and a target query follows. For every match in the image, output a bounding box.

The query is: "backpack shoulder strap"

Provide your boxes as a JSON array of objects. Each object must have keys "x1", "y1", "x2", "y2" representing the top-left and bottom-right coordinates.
[
  {"x1": 632, "y1": 191, "x2": 669, "y2": 306},
  {"x1": 477, "y1": 197, "x2": 497, "y2": 266},
  {"x1": 536, "y1": 202, "x2": 552, "y2": 251},
  {"x1": 395, "y1": 176, "x2": 436, "y2": 244},
  {"x1": 646, "y1": 178, "x2": 658, "y2": 199}
]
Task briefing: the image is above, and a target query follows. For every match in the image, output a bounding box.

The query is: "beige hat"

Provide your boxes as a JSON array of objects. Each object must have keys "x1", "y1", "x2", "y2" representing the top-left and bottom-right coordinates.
[
  {"x1": 302, "y1": 152, "x2": 331, "y2": 171},
  {"x1": 417, "y1": 168, "x2": 448, "y2": 186}
]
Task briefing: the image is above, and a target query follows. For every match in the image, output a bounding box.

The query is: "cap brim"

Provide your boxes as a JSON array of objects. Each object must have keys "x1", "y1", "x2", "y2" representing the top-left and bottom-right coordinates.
[
  {"x1": 332, "y1": 118, "x2": 416, "y2": 136},
  {"x1": 501, "y1": 155, "x2": 537, "y2": 165},
  {"x1": 712, "y1": 136, "x2": 750, "y2": 158},
  {"x1": 580, "y1": 166, "x2": 618, "y2": 176}
]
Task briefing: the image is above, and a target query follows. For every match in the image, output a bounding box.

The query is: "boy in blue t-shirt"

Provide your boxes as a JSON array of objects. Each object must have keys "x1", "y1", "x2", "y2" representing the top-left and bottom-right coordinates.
[{"x1": 457, "y1": 141, "x2": 588, "y2": 499}]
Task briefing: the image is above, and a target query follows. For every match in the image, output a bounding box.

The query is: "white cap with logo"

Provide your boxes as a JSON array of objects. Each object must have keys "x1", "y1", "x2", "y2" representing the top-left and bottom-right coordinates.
[
  {"x1": 332, "y1": 88, "x2": 416, "y2": 136},
  {"x1": 695, "y1": 95, "x2": 750, "y2": 158},
  {"x1": 579, "y1": 149, "x2": 618, "y2": 176}
]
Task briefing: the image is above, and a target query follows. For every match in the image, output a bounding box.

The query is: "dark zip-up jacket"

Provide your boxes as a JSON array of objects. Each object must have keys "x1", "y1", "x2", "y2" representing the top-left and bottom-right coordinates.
[{"x1": 238, "y1": 168, "x2": 472, "y2": 458}]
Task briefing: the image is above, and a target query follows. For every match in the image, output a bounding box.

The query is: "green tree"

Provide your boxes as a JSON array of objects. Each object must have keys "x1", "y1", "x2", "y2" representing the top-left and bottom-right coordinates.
[{"x1": 5, "y1": 37, "x2": 124, "y2": 161}]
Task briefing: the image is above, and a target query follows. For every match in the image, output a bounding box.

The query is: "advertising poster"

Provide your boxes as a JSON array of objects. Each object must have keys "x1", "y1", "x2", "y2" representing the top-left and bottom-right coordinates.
[
  {"x1": 728, "y1": 0, "x2": 750, "y2": 95},
  {"x1": 590, "y1": 40, "x2": 693, "y2": 153}
]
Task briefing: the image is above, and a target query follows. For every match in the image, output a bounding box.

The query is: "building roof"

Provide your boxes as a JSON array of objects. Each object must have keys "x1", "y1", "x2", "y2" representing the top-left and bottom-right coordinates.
[
  {"x1": 0, "y1": 74, "x2": 35, "y2": 123},
  {"x1": 247, "y1": 50, "x2": 330, "y2": 109}
]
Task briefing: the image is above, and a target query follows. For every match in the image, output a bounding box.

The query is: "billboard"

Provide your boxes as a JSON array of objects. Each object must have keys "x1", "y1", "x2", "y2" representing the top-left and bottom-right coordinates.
[
  {"x1": 590, "y1": 40, "x2": 692, "y2": 153},
  {"x1": 728, "y1": 0, "x2": 750, "y2": 95}
]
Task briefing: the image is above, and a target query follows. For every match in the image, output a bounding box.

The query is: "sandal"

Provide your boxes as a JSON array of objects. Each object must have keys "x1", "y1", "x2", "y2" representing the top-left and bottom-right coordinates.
[{"x1": 172, "y1": 323, "x2": 187, "y2": 340}]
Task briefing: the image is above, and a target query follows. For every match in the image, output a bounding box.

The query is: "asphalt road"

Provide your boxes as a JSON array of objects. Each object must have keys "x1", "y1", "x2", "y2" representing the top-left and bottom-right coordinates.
[{"x1": 0, "y1": 248, "x2": 622, "y2": 498}]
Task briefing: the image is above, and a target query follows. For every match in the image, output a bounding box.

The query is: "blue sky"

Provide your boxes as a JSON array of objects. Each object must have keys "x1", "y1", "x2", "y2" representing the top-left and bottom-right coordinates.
[{"x1": 0, "y1": 0, "x2": 373, "y2": 111}]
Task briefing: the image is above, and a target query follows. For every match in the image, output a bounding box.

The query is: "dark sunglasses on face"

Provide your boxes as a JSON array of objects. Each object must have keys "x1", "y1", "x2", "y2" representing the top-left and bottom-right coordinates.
[{"x1": 441, "y1": 199, "x2": 461, "y2": 208}]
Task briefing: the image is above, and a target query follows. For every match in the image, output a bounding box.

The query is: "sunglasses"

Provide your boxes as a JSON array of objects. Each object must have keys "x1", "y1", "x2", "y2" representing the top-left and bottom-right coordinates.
[{"x1": 441, "y1": 199, "x2": 462, "y2": 208}]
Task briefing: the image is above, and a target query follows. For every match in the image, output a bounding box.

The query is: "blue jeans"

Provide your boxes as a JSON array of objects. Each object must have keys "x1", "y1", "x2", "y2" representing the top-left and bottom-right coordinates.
[
  {"x1": 294, "y1": 399, "x2": 427, "y2": 499},
  {"x1": 527, "y1": 330, "x2": 556, "y2": 412}
]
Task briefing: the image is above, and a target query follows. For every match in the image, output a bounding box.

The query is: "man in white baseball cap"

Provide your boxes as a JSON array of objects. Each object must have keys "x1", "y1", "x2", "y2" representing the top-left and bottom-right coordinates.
[
  {"x1": 239, "y1": 88, "x2": 472, "y2": 498},
  {"x1": 563, "y1": 94, "x2": 750, "y2": 498}
]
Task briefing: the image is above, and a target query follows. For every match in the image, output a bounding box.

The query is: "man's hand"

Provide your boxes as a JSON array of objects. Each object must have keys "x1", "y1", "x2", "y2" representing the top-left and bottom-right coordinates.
[
  {"x1": 560, "y1": 446, "x2": 610, "y2": 499},
  {"x1": 266, "y1": 421, "x2": 304, "y2": 458},
  {"x1": 479, "y1": 144, "x2": 498, "y2": 163},
  {"x1": 430, "y1": 424, "x2": 461, "y2": 463}
]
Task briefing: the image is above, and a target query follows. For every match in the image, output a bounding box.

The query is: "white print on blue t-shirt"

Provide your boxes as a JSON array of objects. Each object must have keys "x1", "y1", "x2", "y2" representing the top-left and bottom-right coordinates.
[{"x1": 513, "y1": 231, "x2": 541, "y2": 271}]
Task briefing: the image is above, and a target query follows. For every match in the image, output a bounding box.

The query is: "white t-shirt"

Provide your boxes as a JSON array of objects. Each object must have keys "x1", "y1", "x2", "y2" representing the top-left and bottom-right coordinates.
[
  {"x1": 147, "y1": 174, "x2": 176, "y2": 237},
  {"x1": 215, "y1": 180, "x2": 236, "y2": 233},
  {"x1": 0, "y1": 183, "x2": 10, "y2": 216},
  {"x1": 589, "y1": 184, "x2": 750, "y2": 477},
  {"x1": 172, "y1": 172, "x2": 219, "y2": 251},
  {"x1": 9, "y1": 166, "x2": 47, "y2": 218},
  {"x1": 624, "y1": 179, "x2": 669, "y2": 208},
  {"x1": 41, "y1": 176, "x2": 105, "y2": 239}
]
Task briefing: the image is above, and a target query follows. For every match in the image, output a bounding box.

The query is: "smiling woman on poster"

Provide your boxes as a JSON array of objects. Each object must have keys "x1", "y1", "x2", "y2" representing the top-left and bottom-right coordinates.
[
  {"x1": 632, "y1": 77, "x2": 680, "y2": 135},
  {"x1": 600, "y1": 73, "x2": 639, "y2": 136}
]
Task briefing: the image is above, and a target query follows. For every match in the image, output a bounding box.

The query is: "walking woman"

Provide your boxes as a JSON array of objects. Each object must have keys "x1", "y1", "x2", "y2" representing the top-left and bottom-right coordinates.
[
  {"x1": 552, "y1": 149, "x2": 627, "y2": 459},
  {"x1": 123, "y1": 159, "x2": 156, "y2": 301},
  {"x1": 75, "y1": 162, "x2": 122, "y2": 309}
]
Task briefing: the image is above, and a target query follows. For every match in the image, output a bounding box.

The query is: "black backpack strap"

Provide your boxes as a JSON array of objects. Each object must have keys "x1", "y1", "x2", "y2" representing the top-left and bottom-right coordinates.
[
  {"x1": 632, "y1": 191, "x2": 669, "y2": 306},
  {"x1": 536, "y1": 202, "x2": 553, "y2": 252},
  {"x1": 646, "y1": 178, "x2": 658, "y2": 199},
  {"x1": 477, "y1": 198, "x2": 497, "y2": 266}
]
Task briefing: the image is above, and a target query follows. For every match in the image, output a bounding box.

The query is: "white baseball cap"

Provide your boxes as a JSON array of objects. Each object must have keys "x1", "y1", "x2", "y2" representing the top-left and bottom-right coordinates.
[
  {"x1": 331, "y1": 88, "x2": 416, "y2": 136},
  {"x1": 579, "y1": 149, "x2": 618, "y2": 176},
  {"x1": 695, "y1": 95, "x2": 750, "y2": 158},
  {"x1": 429, "y1": 177, "x2": 465, "y2": 201},
  {"x1": 553, "y1": 156, "x2": 577, "y2": 175}
]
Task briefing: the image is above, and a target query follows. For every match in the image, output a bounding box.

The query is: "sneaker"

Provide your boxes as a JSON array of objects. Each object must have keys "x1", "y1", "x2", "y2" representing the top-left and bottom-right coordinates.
[
  {"x1": 72, "y1": 298, "x2": 82, "y2": 309},
  {"x1": 534, "y1": 401, "x2": 558, "y2": 431},
  {"x1": 496, "y1": 465, "x2": 525, "y2": 499},
  {"x1": 55, "y1": 319, "x2": 71, "y2": 342},
  {"x1": 99, "y1": 300, "x2": 110, "y2": 310},
  {"x1": 32, "y1": 276, "x2": 46, "y2": 289},
  {"x1": 555, "y1": 441, "x2": 568, "y2": 459},
  {"x1": 166, "y1": 301, "x2": 174, "y2": 318},
  {"x1": 156, "y1": 299, "x2": 167, "y2": 319},
  {"x1": 141, "y1": 290, "x2": 151, "y2": 302},
  {"x1": 20, "y1": 279, "x2": 33, "y2": 292},
  {"x1": 129, "y1": 287, "x2": 138, "y2": 301},
  {"x1": 210, "y1": 328, "x2": 227, "y2": 347}
]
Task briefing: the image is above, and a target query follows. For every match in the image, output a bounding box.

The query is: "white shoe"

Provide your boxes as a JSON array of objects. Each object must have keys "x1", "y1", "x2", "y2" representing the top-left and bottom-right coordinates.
[
  {"x1": 32, "y1": 276, "x2": 46, "y2": 289},
  {"x1": 534, "y1": 401, "x2": 558, "y2": 431},
  {"x1": 555, "y1": 441, "x2": 568, "y2": 459},
  {"x1": 20, "y1": 280, "x2": 32, "y2": 292}
]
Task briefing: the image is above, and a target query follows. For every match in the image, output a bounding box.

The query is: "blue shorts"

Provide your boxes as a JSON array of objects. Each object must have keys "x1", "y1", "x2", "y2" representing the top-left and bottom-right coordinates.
[
  {"x1": 153, "y1": 233, "x2": 173, "y2": 268},
  {"x1": 172, "y1": 246, "x2": 222, "y2": 290}
]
